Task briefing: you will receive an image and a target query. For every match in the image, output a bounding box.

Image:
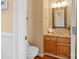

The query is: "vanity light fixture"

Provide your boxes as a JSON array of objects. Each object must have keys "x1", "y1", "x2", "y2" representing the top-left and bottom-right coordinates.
[{"x1": 50, "y1": 0, "x2": 67, "y2": 8}]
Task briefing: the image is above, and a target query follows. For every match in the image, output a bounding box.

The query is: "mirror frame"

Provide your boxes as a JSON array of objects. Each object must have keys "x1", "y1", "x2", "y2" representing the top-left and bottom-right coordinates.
[{"x1": 52, "y1": 7, "x2": 67, "y2": 28}]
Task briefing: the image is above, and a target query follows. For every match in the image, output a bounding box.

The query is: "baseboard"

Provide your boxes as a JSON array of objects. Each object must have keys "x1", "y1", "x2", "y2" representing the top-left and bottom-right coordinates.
[
  {"x1": 44, "y1": 53, "x2": 68, "y2": 59},
  {"x1": 38, "y1": 52, "x2": 44, "y2": 57},
  {"x1": 44, "y1": 53, "x2": 61, "y2": 58}
]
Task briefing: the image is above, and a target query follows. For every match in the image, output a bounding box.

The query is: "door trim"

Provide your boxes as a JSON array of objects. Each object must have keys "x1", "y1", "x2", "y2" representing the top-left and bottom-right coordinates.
[{"x1": 13, "y1": 0, "x2": 27, "y2": 59}]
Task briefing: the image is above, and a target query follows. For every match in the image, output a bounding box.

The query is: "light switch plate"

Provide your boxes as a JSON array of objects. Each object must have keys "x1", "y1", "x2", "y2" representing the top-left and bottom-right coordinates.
[{"x1": 1, "y1": 0, "x2": 7, "y2": 10}]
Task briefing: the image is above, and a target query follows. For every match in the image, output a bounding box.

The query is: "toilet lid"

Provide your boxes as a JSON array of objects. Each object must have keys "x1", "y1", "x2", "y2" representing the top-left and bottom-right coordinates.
[{"x1": 27, "y1": 46, "x2": 39, "y2": 54}]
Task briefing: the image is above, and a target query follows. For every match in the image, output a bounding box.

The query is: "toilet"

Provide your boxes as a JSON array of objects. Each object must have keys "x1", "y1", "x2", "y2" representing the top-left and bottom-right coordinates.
[{"x1": 26, "y1": 40, "x2": 39, "y2": 59}]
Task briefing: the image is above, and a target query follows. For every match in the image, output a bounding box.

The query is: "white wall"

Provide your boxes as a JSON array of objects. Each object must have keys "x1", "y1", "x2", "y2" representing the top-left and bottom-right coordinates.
[{"x1": 1, "y1": 33, "x2": 14, "y2": 59}]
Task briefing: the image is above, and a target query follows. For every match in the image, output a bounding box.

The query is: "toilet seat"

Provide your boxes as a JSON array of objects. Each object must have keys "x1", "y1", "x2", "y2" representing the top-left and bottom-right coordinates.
[
  {"x1": 27, "y1": 45, "x2": 39, "y2": 55},
  {"x1": 26, "y1": 40, "x2": 39, "y2": 59}
]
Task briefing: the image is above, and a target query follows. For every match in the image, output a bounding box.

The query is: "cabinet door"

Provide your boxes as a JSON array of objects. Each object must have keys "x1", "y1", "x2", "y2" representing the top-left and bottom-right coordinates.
[
  {"x1": 44, "y1": 40, "x2": 57, "y2": 55},
  {"x1": 57, "y1": 43, "x2": 70, "y2": 58}
]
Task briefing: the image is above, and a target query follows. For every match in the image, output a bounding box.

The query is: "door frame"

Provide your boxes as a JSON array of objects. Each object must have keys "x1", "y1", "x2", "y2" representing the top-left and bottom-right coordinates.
[
  {"x1": 13, "y1": 0, "x2": 27, "y2": 59},
  {"x1": 70, "y1": 0, "x2": 77, "y2": 59}
]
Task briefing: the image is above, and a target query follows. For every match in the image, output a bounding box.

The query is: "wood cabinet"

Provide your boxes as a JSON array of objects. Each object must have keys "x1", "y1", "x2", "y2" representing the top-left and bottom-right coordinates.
[
  {"x1": 44, "y1": 35, "x2": 70, "y2": 59},
  {"x1": 44, "y1": 36, "x2": 57, "y2": 55},
  {"x1": 57, "y1": 43, "x2": 70, "y2": 58},
  {"x1": 57, "y1": 37, "x2": 70, "y2": 58}
]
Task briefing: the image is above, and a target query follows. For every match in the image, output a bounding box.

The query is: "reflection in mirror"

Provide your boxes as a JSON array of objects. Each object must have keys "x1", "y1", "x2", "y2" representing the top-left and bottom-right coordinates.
[{"x1": 53, "y1": 8, "x2": 66, "y2": 28}]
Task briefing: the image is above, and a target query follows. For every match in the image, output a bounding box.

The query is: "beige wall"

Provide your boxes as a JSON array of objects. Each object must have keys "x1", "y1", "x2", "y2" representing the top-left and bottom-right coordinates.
[
  {"x1": 1, "y1": 0, "x2": 13, "y2": 32},
  {"x1": 27, "y1": 0, "x2": 43, "y2": 56},
  {"x1": 43, "y1": 0, "x2": 49, "y2": 34},
  {"x1": 27, "y1": 0, "x2": 35, "y2": 45},
  {"x1": 66, "y1": 0, "x2": 70, "y2": 28},
  {"x1": 33, "y1": 0, "x2": 43, "y2": 55}
]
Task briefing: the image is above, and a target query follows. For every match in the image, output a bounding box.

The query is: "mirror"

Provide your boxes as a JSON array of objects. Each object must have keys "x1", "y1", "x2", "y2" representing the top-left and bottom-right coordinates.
[
  {"x1": 52, "y1": 8, "x2": 66, "y2": 28},
  {"x1": 47, "y1": 0, "x2": 70, "y2": 29}
]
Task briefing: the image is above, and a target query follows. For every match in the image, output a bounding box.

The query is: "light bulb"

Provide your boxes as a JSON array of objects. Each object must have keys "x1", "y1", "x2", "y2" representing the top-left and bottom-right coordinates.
[
  {"x1": 56, "y1": 2, "x2": 61, "y2": 8},
  {"x1": 62, "y1": 1, "x2": 67, "y2": 7},
  {"x1": 53, "y1": 3, "x2": 57, "y2": 8}
]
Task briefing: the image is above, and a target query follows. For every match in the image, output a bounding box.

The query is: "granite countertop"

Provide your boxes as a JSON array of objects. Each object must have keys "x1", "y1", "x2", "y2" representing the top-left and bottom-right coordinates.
[{"x1": 44, "y1": 29, "x2": 70, "y2": 38}]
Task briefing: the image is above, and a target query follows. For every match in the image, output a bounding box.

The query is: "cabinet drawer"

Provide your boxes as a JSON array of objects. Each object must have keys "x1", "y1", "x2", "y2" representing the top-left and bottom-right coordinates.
[
  {"x1": 44, "y1": 36, "x2": 57, "y2": 41},
  {"x1": 58, "y1": 37, "x2": 70, "y2": 44}
]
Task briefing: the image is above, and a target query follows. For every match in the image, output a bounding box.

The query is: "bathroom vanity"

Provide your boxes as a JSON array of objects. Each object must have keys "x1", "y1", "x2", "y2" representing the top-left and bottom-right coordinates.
[{"x1": 43, "y1": 30, "x2": 70, "y2": 59}]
